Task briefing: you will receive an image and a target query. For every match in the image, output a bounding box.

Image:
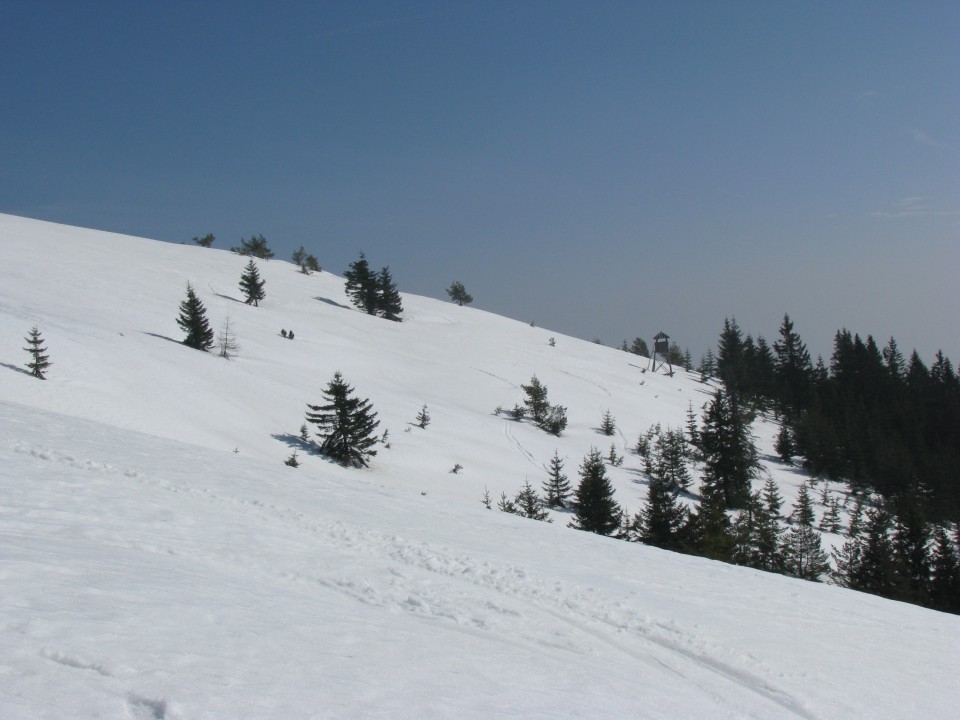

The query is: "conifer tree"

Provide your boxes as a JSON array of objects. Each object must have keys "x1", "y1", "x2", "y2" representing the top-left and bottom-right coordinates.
[
  {"x1": 540, "y1": 404, "x2": 568, "y2": 436},
  {"x1": 376, "y1": 266, "x2": 403, "y2": 321},
  {"x1": 569, "y1": 448, "x2": 621, "y2": 536},
  {"x1": 497, "y1": 492, "x2": 517, "y2": 514},
  {"x1": 600, "y1": 410, "x2": 616, "y2": 436},
  {"x1": 513, "y1": 480, "x2": 551, "y2": 521},
  {"x1": 415, "y1": 404, "x2": 430, "y2": 429},
  {"x1": 782, "y1": 482, "x2": 830, "y2": 580},
  {"x1": 892, "y1": 504, "x2": 931, "y2": 604},
  {"x1": 239, "y1": 259, "x2": 266, "y2": 306},
  {"x1": 762, "y1": 476, "x2": 784, "y2": 519},
  {"x1": 639, "y1": 466, "x2": 687, "y2": 550},
  {"x1": 649, "y1": 427, "x2": 692, "y2": 493},
  {"x1": 23, "y1": 326, "x2": 51, "y2": 379},
  {"x1": 521, "y1": 375, "x2": 550, "y2": 423},
  {"x1": 176, "y1": 283, "x2": 215, "y2": 351},
  {"x1": 231, "y1": 233, "x2": 274, "y2": 258},
  {"x1": 848, "y1": 507, "x2": 898, "y2": 596},
  {"x1": 216, "y1": 313, "x2": 239, "y2": 359},
  {"x1": 928, "y1": 524, "x2": 960, "y2": 613},
  {"x1": 446, "y1": 281, "x2": 473, "y2": 306},
  {"x1": 542, "y1": 450, "x2": 572, "y2": 508},
  {"x1": 682, "y1": 482, "x2": 734, "y2": 561},
  {"x1": 699, "y1": 389, "x2": 758, "y2": 509},
  {"x1": 773, "y1": 313, "x2": 813, "y2": 419},
  {"x1": 344, "y1": 252, "x2": 378, "y2": 314},
  {"x1": 192, "y1": 233, "x2": 215, "y2": 247},
  {"x1": 630, "y1": 337, "x2": 649, "y2": 357},
  {"x1": 774, "y1": 424, "x2": 794, "y2": 464},
  {"x1": 685, "y1": 403, "x2": 700, "y2": 456},
  {"x1": 847, "y1": 495, "x2": 866, "y2": 537},
  {"x1": 820, "y1": 497, "x2": 842, "y2": 533},
  {"x1": 305, "y1": 371, "x2": 380, "y2": 468}
]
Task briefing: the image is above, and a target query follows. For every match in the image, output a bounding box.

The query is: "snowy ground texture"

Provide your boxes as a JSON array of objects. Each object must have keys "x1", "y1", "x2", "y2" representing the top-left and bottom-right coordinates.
[{"x1": 1, "y1": 213, "x2": 958, "y2": 718}]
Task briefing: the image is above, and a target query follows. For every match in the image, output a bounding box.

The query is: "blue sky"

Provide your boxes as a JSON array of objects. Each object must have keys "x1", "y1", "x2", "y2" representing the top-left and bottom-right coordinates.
[{"x1": 2, "y1": 1, "x2": 957, "y2": 362}]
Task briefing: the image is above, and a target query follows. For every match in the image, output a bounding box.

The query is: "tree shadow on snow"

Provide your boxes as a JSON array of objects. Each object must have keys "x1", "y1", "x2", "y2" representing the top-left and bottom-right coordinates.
[
  {"x1": 213, "y1": 292, "x2": 245, "y2": 304},
  {"x1": 141, "y1": 332, "x2": 183, "y2": 345},
  {"x1": 0, "y1": 361, "x2": 33, "y2": 377},
  {"x1": 314, "y1": 296, "x2": 351, "y2": 310}
]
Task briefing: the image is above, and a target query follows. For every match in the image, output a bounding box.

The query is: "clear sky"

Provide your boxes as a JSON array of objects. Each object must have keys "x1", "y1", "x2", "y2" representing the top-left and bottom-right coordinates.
[{"x1": 2, "y1": 1, "x2": 957, "y2": 363}]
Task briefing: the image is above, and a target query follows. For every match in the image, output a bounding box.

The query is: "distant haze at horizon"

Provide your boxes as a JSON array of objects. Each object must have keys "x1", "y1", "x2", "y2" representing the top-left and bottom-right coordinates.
[{"x1": 2, "y1": 1, "x2": 956, "y2": 363}]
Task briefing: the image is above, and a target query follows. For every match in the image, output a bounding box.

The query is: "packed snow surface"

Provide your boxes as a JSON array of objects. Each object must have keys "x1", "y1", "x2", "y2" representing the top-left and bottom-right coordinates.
[{"x1": 1, "y1": 213, "x2": 958, "y2": 718}]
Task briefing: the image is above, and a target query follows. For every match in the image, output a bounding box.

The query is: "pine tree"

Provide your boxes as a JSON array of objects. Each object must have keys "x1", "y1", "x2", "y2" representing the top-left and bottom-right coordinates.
[
  {"x1": 542, "y1": 451, "x2": 572, "y2": 508},
  {"x1": 774, "y1": 424, "x2": 794, "y2": 464},
  {"x1": 176, "y1": 283, "x2": 215, "y2": 351},
  {"x1": 892, "y1": 503, "x2": 931, "y2": 604},
  {"x1": 685, "y1": 403, "x2": 700, "y2": 456},
  {"x1": 762, "y1": 476, "x2": 784, "y2": 519},
  {"x1": 497, "y1": 492, "x2": 517, "y2": 514},
  {"x1": 376, "y1": 266, "x2": 403, "y2": 321},
  {"x1": 639, "y1": 467, "x2": 686, "y2": 550},
  {"x1": 848, "y1": 507, "x2": 898, "y2": 596},
  {"x1": 216, "y1": 313, "x2": 240, "y2": 359},
  {"x1": 928, "y1": 524, "x2": 960, "y2": 613},
  {"x1": 513, "y1": 480, "x2": 551, "y2": 521},
  {"x1": 415, "y1": 404, "x2": 430, "y2": 429},
  {"x1": 569, "y1": 448, "x2": 621, "y2": 536},
  {"x1": 773, "y1": 313, "x2": 813, "y2": 419},
  {"x1": 521, "y1": 375, "x2": 550, "y2": 423},
  {"x1": 291, "y1": 246, "x2": 309, "y2": 271},
  {"x1": 821, "y1": 497, "x2": 842, "y2": 533},
  {"x1": 481, "y1": 487, "x2": 493, "y2": 509},
  {"x1": 600, "y1": 410, "x2": 616, "y2": 436},
  {"x1": 540, "y1": 404, "x2": 568, "y2": 436},
  {"x1": 782, "y1": 483, "x2": 830, "y2": 580},
  {"x1": 23, "y1": 326, "x2": 52, "y2": 379},
  {"x1": 231, "y1": 233, "x2": 274, "y2": 259},
  {"x1": 305, "y1": 372, "x2": 381, "y2": 468},
  {"x1": 848, "y1": 495, "x2": 866, "y2": 537},
  {"x1": 630, "y1": 337, "x2": 649, "y2": 357},
  {"x1": 192, "y1": 233, "x2": 215, "y2": 247},
  {"x1": 649, "y1": 428, "x2": 692, "y2": 493},
  {"x1": 239, "y1": 259, "x2": 266, "y2": 306},
  {"x1": 699, "y1": 389, "x2": 758, "y2": 509},
  {"x1": 446, "y1": 281, "x2": 473, "y2": 306},
  {"x1": 683, "y1": 482, "x2": 734, "y2": 561},
  {"x1": 344, "y1": 253, "x2": 378, "y2": 314}
]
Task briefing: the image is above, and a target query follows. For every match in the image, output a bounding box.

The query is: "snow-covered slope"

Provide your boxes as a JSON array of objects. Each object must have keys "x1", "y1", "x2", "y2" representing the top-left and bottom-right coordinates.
[{"x1": 1, "y1": 213, "x2": 958, "y2": 718}]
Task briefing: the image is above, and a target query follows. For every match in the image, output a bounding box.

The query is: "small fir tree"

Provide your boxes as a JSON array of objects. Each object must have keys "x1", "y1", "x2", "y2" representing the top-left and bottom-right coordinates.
[
  {"x1": 542, "y1": 450, "x2": 572, "y2": 508},
  {"x1": 192, "y1": 233, "x2": 215, "y2": 247},
  {"x1": 569, "y1": 448, "x2": 621, "y2": 536},
  {"x1": 698, "y1": 389, "x2": 759, "y2": 510},
  {"x1": 600, "y1": 410, "x2": 616, "y2": 436},
  {"x1": 774, "y1": 424, "x2": 794, "y2": 464},
  {"x1": 376, "y1": 266, "x2": 403, "y2": 321},
  {"x1": 513, "y1": 480, "x2": 551, "y2": 521},
  {"x1": 497, "y1": 492, "x2": 517, "y2": 514},
  {"x1": 291, "y1": 245, "x2": 308, "y2": 270},
  {"x1": 231, "y1": 233, "x2": 274, "y2": 258},
  {"x1": 638, "y1": 467, "x2": 687, "y2": 550},
  {"x1": 284, "y1": 451, "x2": 300, "y2": 467},
  {"x1": 415, "y1": 404, "x2": 430, "y2": 429},
  {"x1": 481, "y1": 487, "x2": 493, "y2": 510},
  {"x1": 762, "y1": 476, "x2": 784, "y2": 519},
  {"x1": 521, "y1": 375, "x2": 550, "y2": 423},
  {"x1": 176, "y1": 283, "x2": 215, "y2": 351},
  {"x1": 782, "y1": 483, "x2": 830, "y2": 581},
  {"x1": 239, "y1": 259, "x2": 266, "y2": 306},
  {"x1": 23, "y1": 326, "x2": 51, "y2": 379},
  {"x1": 446, "y1": 281, "x2": 473, "y2": 306},
  {"x1": 305, "y1": 371, "x2": 380, "y2": 468}
]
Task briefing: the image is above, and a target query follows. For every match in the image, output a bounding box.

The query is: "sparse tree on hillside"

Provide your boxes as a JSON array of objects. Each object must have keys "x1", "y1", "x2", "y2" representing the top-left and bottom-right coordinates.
[
  {"x1": 630, "y1": 337, "x2": 649, "y2": 357},
  {"x1": 231, "y1": 234, "x2": 274, "y2": 259},
  {"x1": 782, "y1": 482, "x2": 830, "y2": 581},
  {"x1": 192, "y1": 233, "x2": 215, "y2": 248},
  {"x1": 521, "y1": 375, "x2": 550, "y2": 424},
  {"x1": 239, "y1": 259, "x2": 266, "y2": 306},
  {"x1": 600, "y1": 410, "x2": 616, "y2": 436},
  {"x1": 176, "y1": 283, "x2": 215, "y2": 351},
  {"x1": 513, "y1": 480, "x2": 551, "y2": 521},
  {"x1": 415, "y1": 404, "x2": 430, "y2": 429},
  {"x1": 344, "y1": 252, "x2": 378, "y2": 314},
  {"x1": 23, "y1": 326, "x2": 51, "y2": 379},
  {"x1": 305, "y1": 371, "x2": 381, "y2": 468},
  {"x1": 542, "y1": 450, "x2": 572, "y2": 508},
  {"x1": 216, "y1": 313, "x2": 240, "y2": 359},
  {"x1": 446, "y1": 281, "x2": 473, "y2": 306},
  {"x1": 569, "y1": 448, "x2": 621, "y2": 536},
  {"x1": 376, "y1": 266, "x2": 403, "y2": 321}
]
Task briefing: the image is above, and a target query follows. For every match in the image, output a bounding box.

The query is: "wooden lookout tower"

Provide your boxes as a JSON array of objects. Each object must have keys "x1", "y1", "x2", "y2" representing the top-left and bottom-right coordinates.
[{"x1": 649, "y1": 331, "x2": 673, "y2": 375}]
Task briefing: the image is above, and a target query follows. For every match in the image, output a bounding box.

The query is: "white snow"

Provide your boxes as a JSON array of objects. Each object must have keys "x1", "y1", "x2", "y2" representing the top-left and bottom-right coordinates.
[{"x1": 1, "y1": 213, "x2": 957, "y2": 719}]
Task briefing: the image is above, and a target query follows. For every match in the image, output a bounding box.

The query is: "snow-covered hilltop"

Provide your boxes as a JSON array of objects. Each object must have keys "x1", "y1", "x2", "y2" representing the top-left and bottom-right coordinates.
[{"x1": 2, "y1": 213, "x2": 958, "y2": 719}]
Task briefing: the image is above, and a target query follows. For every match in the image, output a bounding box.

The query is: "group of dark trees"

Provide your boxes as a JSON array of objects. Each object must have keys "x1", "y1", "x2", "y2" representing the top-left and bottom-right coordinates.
[
  {"x1": 343, "y1": 253, "x2": 403, "y2": 321},
  {"x1": 708, "y1": 314, "x2": 960, "y2": 523},
  {"x1": 516, "y1": 375, "x2": 568, "y2": 435}
]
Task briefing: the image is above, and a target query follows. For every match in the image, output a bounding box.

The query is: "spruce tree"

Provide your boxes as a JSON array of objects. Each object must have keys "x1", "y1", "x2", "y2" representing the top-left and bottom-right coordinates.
[
  {"x1": 231, "y1": 233, "x2": 274, "y2": 258},
  {"x1": 892, "y1": 504, "x2": 931, "y2": 604},
  {"x1": 415, "y1": 404, "x2": 430, "y2": 429},
  {"x1": 542, "y1": 450, "x2": 572, "y2": 508},
  {"x1": 376, "y1": 266, "x2": 403, "y2": 321},
  {"x1": 239, "y1": 259, "x2": 266, "y2": 306},
  {"x1": 176, "y1": 283, "x2": 215, "y2": 351},
  {"x1": 928, "y1": 524, "x2": 960, "y2": 613},
  {"x1": 600, "y1": 410, "x2": 616, "y2": 436},
  {"x1": 683, "y1": 482, "x2": 734, "y2": 561},
  {"x1": 192, "y1": 233, "x2": 215, "y2": 247},
  {"x1": 569, "y1": 448, "x2": 621, "y2": 536},
  {"x1": 630, "y1": 337, "x2": 649, "y2": 357},
  {"x1": 639, "y1": 467, "x2": 686, "y2": 550},
  {"x1": 305, "y1": 371, "x2": 380, "y2": 468},
  {"x1": 699, "y1": 389, "x2": 758, "y2": 509},
  {"x1": 521, "y1": 375, "x2": 550, "y2": 423},
  {"x1": 513, "y1": 480, "x2": 551, "y2": 521},
  {"x1": 446, "y1": 281, "x2": 473, "y2": 306},
  {"x1": 849, "y1": 507, "x2": 898, "y2": 596},
  {"x1": 23, "y1": 326, "x2": 51, "y2": 379},
  {"x1": 782, "y1": 482, "x2": 830, "y2": 580},
  {"x1": 344, "y1": 252, "x2": 378, "y2": 314},
  {"x1": 762, "y1": 476, "x2": 784, "y2": 519}
]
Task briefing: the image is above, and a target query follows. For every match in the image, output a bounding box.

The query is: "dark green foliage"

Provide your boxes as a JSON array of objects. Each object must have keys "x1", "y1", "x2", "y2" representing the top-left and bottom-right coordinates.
[
  {"x1": 176, "y1": 283, "x2": 215, "y2": 351},
  {"x1": 497, "y1": 492, "x2": 516, "y2": 513},
  {"x1": 681, "y1": 484, "x2": 734, "y2": 561},
  {"x1": 231, "y1": 234, "x2": 274, "y2": 259},
  {"x1": 239, "y1": 259, "x2": 266, "y2": 306},
  {"x1": 820, "y1": 497, "x2": 842, "y2": 533},
  {"x1": 732, "y1": 491, "x2": 785, "y2": 572},
  {"x1": 774, "y1": 424, "x2": 794, "y2": 464},
  {"x1": 542, "y1": 450, "x2": 572, "y2": 508},
  {"x1": 415, "y1": 404, "x2": 430, "y2": 429},
  {"x1": 305, "y1": 372, "x2": 380, "y2": 468},
  {"x1": 481, "y1": 487, "x2": 493, "y2": 509},
  {"x1": 569, "y1": 448, "x2": 621, "y2": 536},
  {"x1": 305, "y1": 254, "x2": 321, "y2": 273},
  {"x1": 638, "y1": 466, "x2": 687, "y2": 550},
  {"x1": 344, "y1": 252, "x2": 378, "y2": 314},
  {"x1": 377, "y1": 267, "x2": 403, "y2": 321},
  {"x1": 192, "y1": 233, "x2": 215, "y2": 247},
  {"x1": 928, "y1": 524, "x2": 960, "y2": 613},
  {"x1": 761, "y1": 476, "x2": 784, "y2": 519},
  {"x1": 782, "y1": 483, "x2": 830, "y2": 580},
  {"x1": 698, "y1": 349, "x2": 717, "y2": 382},
  {"x1": 891, "y1": 501, "x2": 931, "y2": 604},
  {"x1": 629, "y1": 337, "x2": 649, "y2": 357},
  {"x1": 600, "y1": 410, "x2": 616, "y2": 436},
  {"x1": 521, "y1": 375, "x2": 550, "y2": 423},
  {"x1": 541, "y1": 405, "x2": 568, "y2": 436},
  {"x1": 699, "y1": 389, "x2": 759, "y2": 510},
  {"x1": 646, "y1": 427, "x2": 692, "y2": 493},
  {"x1": 284, "y1": 451, "x2": 300, "y2": 467},
  {"x1": 446, "y1": 281, "x2": 473, "y2": 306},
  {"x1": 512, "y1": 480, "x2": 552, "y2": 521},
  {"x1": 773, "y1": 314, "x2": 813, "y2": 420},
  {"x1": 23, "y1": 326, "x2": 51, "y2": 379},
  {"x1": 293, "y1": 246, "x2": 319, "y2": 273}
]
